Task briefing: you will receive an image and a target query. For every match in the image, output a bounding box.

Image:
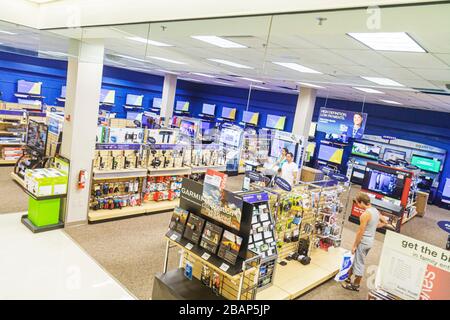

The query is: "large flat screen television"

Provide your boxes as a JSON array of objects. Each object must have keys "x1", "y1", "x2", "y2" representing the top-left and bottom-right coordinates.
[
  {"x1": 242, "y1": 111, "x2": 259, "y2": 126},
  {"x1": 175, "y1": 100, "x2": 190, "y2": 112},
  {"x1": 152, "y1": 97, "x2": 162, "y2": 109},
  {"x1": 18, "y1": 80, "x2": 42, "y2": 95},
  {"x1": 100, "y1": 89, "x2": 116, "y2": 104},
  {"x1": 266, "y1": 114, "x2": 286, "y2": 131},
  {"x1": 351, "y1": 142, "x2": 381, "y2": 160},
  {"x1": 362, "y1": 168, "x2": 405, "y2": 200},
  {"x1": 221, "y1": 107, "x2": 237, "y2": 120},
  {"x1": 317, "y1": 144, "x2": 344, "y2": 164},
  {"x1": 27, "y1": 120, "x2": 47, "y2": 155},
  {"x1": 411, "y1": 155, "x2": 441, "y2": 173},
  {"x1": 202, "y1": 103, "x2": 216, "y2": 116},
  {"x1": 383, "y1": 148, "x2": 406, "y2": 161},
  {"x1": 126, "y1": 94, "x2": 144, "y2": 107}
]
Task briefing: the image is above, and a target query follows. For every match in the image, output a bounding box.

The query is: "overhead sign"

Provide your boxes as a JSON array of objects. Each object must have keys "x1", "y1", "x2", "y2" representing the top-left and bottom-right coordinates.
[
  {"x1": 317, "y1": 107, "x2": 368, "y2": 140},
  {"x1": 274, "y1": 176, "x2": 292, "y2": 192}
]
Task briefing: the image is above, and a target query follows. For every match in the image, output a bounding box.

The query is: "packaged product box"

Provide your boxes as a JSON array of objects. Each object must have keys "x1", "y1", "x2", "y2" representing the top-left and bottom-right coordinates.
[{"x1": 25, "y1": 169, "x2": 54, "y2": 196}]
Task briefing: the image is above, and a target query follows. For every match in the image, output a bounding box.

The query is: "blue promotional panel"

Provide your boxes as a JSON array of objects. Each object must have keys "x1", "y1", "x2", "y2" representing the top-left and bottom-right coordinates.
[{"x1": 317, "y1": 107, "x2": 368, "y2": 140}]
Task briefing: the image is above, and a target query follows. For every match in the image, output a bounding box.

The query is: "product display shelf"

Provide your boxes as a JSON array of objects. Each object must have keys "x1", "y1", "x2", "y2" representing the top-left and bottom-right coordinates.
[
  {"x1": 401, "y1": 211, "x2": 418, "y2": 225},
  {"x1": 164, "y1": 234, "x2": 259, "y2": 300},
  {"x1": 0, "y1": 159, "x2": 18, "y2": 165},
  {"x1": 147, "y1": 167, "x2": 192, "y2": 177},
  {"x1": 255, "y1": 247, "x2": 345, "y2": 300},
  {"x1": 190, "y1": 164, "x2": 226, "y2": 174},
  {"x1": 92, "y1": 168, "x2": 148, "y2": 180},
  {"x1": 88, "y1": 199, "x2": 180, "y2": 222}
]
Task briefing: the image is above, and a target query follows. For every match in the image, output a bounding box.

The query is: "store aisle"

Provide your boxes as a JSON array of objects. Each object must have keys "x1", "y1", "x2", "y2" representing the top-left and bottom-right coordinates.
[
  {"x1": 0, "y1": 166, "x2": 29, "y2": 214},
  {"x1": 0, "y1": 212, "x2": 134, "y2": 300}
]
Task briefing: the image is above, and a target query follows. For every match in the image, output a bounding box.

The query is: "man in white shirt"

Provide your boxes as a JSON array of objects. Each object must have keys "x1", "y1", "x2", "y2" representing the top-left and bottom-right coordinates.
[{"x1": 281, "y1": 152, "x2": 298, "y2": 187}]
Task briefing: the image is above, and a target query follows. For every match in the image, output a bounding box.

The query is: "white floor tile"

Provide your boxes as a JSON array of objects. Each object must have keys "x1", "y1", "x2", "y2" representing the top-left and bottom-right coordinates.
[{"x1": 0, "y1": 213, "x2": 135, "y2": 300}]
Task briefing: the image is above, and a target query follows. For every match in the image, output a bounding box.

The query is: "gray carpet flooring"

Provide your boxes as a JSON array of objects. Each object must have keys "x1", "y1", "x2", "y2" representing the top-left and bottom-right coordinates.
[
  {"x1": 64, "y1": 177, "x2": 450, "y2": 300},
  {"x1": 0, "y1": 166, "x2": 29, "y2": 214}
]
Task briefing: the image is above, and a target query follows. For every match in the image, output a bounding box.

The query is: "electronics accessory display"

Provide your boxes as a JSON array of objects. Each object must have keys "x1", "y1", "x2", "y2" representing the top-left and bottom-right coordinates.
[
  {"x1": 183, "y1": 213, "x2": 206, "y2": 245},
  {"x1": 199, "y1": 221, "x2": 224, "y2": 254},
  {"x1": 217, "y1": 230, "x2": 243, "y2": 265},
  {"x1": 169, "y1": 206, "x2": 189, "y2": 235}
]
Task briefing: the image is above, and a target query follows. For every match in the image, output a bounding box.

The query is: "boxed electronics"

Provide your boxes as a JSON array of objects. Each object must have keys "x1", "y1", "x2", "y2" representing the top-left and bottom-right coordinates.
[
  {"x1": 24, "y1": 168, "x2": 68, "y2": 196},
  {"x1": 108, "y1": 128, "x2": 144, "y2": 144}
]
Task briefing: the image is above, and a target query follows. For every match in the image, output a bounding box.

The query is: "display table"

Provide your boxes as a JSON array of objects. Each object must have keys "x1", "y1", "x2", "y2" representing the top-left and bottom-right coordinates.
[{"x1": 256, "y1": 247, "x2": 344, "y2": 300}]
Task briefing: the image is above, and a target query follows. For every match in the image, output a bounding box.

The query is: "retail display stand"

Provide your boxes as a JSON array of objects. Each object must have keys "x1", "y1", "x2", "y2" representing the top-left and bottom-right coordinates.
[{"x1": 20, "y1": 156, "x2": 69, "y2": 233}]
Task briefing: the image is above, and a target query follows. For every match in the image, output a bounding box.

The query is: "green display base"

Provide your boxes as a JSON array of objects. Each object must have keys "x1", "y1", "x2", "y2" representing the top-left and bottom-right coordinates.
[{"x1": 21, "y1": 215, "x2": 64, "y2": 234}]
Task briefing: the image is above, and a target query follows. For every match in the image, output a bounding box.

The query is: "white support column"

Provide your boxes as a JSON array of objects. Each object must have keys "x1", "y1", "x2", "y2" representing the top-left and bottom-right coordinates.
[
  {"x1": 61, "y1": 40, "x2": 105, "y2": 225},
  {"x1": 292, "y1": 87, "x2": 317, "y2": 137},
  {"x1": 161, "y1": 74, "x2": 177, "y2": 127}
]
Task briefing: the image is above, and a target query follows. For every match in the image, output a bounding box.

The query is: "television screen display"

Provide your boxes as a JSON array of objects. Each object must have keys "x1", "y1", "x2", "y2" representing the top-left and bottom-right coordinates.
[
  {"x1": 180, "y1": 119, "x2": 196, "y2": 137},
  {"x1": 152, "y1": 97, "x2": 162, "y2": 109},
  {"x1": 221, "y1": 107, "x2": 236, "y2": 120},
  {"x1": 126, "y1": 111, "x2": 142, "y2": 121},
  {"x1": 18, "y1": 80, "x2": 42, "y2": 95},
  {"x1": 352, "y1": 142, "x2": 381, "y2": 160},
  {"x1": 270, "y1": 139, "x2": 296, "y2": 158},
  {"x1": 318, "y1": 144, "x2": 344, "y2": 164},
  {"x1": 242, "y1": 111, "x2": 259, "y2": 126},
  {"x1": 363, "y1": 169, "x2": 404, "y2": 199},
  {"x1": 383, "y1": 148, "x2": 406, "y2": 161},
  {"x1": 100, "y1": 89, "x2": 115, "y2": 104},
  {"x1": 61, "y1": 86, "x2": 66, "y2": 98},
  {"x1": 27, "y1": 120, "x2": 47, "y2": 155},
  {"x1": 126, "y1": 94, "x2": 144, "y2": 107},
  {"x1": 317, "y1": 107, "x2": 368, "y2": 140},
  {"x1": 175, "y1": 100, "x2": 190, "y2": 112},
  {"x1": 202, "y1": 103, "x2": 216, "y2": 116},
  {"x1": 201, "y1": 121, "x2": 215, "y2": 136},
  {"x1": 266, "y1": 114, "x2": 286, "y2": 130},
  {"x1": 411, "y1": 155, "x2": 441, "y2": 173}
]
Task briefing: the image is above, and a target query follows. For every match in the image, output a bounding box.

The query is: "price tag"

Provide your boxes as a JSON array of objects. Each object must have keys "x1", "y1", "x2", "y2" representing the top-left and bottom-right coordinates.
[
  {"x1": 201, "y1": 252, "x2": 211, "y2": 260},
  {"x1": 170, "y1": 234, "x2": 178, "y2": 241},
  {"x1": 185, "y1": 243, "x2": 194, "y2": 250},
  {"x1": 220, "y1": 263, "x2": 230, "y2": 272}
]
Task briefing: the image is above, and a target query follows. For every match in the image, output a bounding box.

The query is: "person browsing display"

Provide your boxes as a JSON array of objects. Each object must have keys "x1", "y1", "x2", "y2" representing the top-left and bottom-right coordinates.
[
  {"x1": 342, "y1": 193, "x2": 388, "y2": 292},
  {"x1": 276, "y1": 148, "x2": 288, "y2": 169},
  {"x1": 280, "y1": 152, "x2": 298, "y2": 187}
]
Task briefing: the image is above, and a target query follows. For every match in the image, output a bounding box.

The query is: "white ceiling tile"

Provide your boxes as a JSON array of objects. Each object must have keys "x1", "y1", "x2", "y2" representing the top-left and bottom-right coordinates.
[
  {"x1": 330, "y1": 49, "x2": 401, "y2": 68},
  {"x1": 380, "y1": 52, "x2": 449, "y2": 69},
  {"x1": 409, "y1": 68, "x2": 450, "y2": 82}
]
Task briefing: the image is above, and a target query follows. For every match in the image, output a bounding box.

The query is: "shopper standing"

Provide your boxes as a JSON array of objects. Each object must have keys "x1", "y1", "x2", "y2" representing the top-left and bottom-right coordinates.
[
  {"x1": 276, "y1": 148, "x2": 289, "y2": 170},
  {"x1": 280, "y1": 152, "x2": 298, "y2": 188},
  {"x1": 342, "y1": 192, "x2": 388, "y2": 292}
]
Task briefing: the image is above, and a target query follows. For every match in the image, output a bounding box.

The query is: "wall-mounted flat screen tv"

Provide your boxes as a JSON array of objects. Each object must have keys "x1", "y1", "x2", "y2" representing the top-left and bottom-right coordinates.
[
  {"x1": 242, "y1": 111, "x2": 259, "y2": 126},
  {"x1": 411, "y1": 155, "x2": 441, "y2": 173},
  {"x1": 318, "y1": 144, "x2": 344, "y2": 164},
  {"x1": 352, "y1": 142, "x2": 381, "y2": 160},
  {"x1": 266, "y1": 114, "x2": 286, "y2": 131}
]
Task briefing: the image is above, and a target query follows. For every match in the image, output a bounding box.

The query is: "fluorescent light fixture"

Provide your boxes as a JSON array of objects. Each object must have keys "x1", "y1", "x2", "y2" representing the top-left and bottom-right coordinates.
[
  {"x1": 214, "y1": 81, "x2": 234, "y2": 86},
  {"x1": 38, "y1": 50, "x2": 68, "y2": 57},
  {"x1": 361, "y1": 76, "x2": 404, "y2": 87},
  {"x1": 147, "y1": 56, "x2": 186, "y2": 65},
  {"x1": 380, "y1": 99, "x2": 402, "y2": 105},
  {"x1": 239, "y1": 77, "x2": 263, "y2": 83},
  {"x1": 273, "y1": 62, "x2": 322, "y2": 74},
  {"x1": 191, "y1": 36, "x2": 247, "y2": 48},
  {"x1": 251, "y1": 85, "x2": 270, "y2": 90},
  {"x1": 114, "y1": 54, "x2": 146, "y2": 62},
  {"x1": 127, "y1": 36, "x2": 172, "y2": 47},
  {"x1": 192, "y1": 72, "x2": 215, "y2": 78},
  {"x1": 353, "y1": 87, "x2": 384, "y2": 94},
  {"x1": 298, "y1": 82, "x2": 325, "y2": 89},
  {"x1": 157, "y1": 69, "x2": 179, "y2": 75},
  {"x1": 208, "y1": 58, "x2": 252, "y2": 69},
  {"x1": 0, "y1": 30, "x2": 16, "y2": 35},
  {"x1": 347, "y1": 32, "x2": 426, "y2": 52},
  {"x1": 179, "y1": 77, "x2": 203, "y2": 83}
]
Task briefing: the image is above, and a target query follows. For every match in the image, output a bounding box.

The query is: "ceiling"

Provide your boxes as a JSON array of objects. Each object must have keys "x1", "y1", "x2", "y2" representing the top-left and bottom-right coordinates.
[{"x1": 0, "y1": 3, "x2": 449, "y2": 113}]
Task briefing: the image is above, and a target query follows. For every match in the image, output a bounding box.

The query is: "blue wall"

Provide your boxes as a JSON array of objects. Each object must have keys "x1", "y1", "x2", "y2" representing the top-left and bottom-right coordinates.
[{"x1": 0, "y1": 51, "x2": 449, "y2": 203}]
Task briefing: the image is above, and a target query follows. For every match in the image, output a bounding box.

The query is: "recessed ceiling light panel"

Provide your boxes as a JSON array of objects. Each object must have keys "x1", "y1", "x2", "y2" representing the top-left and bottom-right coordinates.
[
  {"x1": 147, "y1": 56, "x2": 186, "y2": 65},
  {"x1": 191, "y1": 36, "x2": 247, "y2": 48},
  {"x1": 361, "y1": 76, "x2": 404, "y2": 87},
  {"x1": 353, "y1": 87, "x2": 384, "y2": 94},
  {"x1": 380, "y1": 99, "x2": 402, "y2": 105},
  {"x1": 127, "y1": 37, "x2": 173, "y2": 47},
  {"x1": 208, "y1": 58, "x2": 252, "y2": 69},
  {"x1": 347, "y1": 32, "x2": 426, "y2": 52},
  {"x1": 298, "y1": 82, "x2": 325, "y2": 89},
  {"x1": 273, "y1": 62, "x2": 322, "y2": 74}
]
